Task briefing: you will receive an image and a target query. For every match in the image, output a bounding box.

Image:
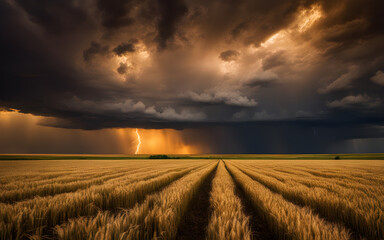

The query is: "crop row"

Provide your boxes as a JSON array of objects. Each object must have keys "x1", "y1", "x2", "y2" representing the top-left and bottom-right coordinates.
[
  {"x1": 1, "y1": 159, "x2": 382, "y2": 240},
  {"x1": 55, "y1": 162, "x2": 218, "y2": 240},
  {"x1": 269, "y1": 167, "x2": 384, "y2": 196},
  {"x1": 225, "y1": 161, "x2": 351, "y2": 240},
  {"x1": 0, "y1": 162, "x2": 209, "y2": 239},
  {"x1": 0, "y1": 171, "x2": 133, "y2": 203},
  {"x1": 206, "y1": 161, "x2": 251, "y2": 240},
  {"x1": 237, "y1": 162, "x2": 384, "y2": 203},
  {"x1": 0, "y1": 167, "x2": 143, "y2": 191},
  {"x1": 0, "y1": 162, "x2": 201, "y2": 203},
  {"x1": 0, "y1": 160, "x2": 188, "y2": 185},
  {"x1": 0, "y1": 161, "x2": 194, "y2": 188},
  {"x1": 231, "y1": 161, "x2": 383, "y2": 239}
]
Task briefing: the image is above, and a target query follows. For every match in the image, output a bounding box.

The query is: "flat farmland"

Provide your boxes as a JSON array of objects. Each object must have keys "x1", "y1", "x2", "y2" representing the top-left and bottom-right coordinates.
[{"x1": 0, "y1": 159, "x2": 383, "y2": 240}]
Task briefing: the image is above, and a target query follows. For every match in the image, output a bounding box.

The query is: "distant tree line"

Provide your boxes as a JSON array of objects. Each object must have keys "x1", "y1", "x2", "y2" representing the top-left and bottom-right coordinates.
[{"x1": 149, "y1": 155, "x2": 180, "y2": 159}]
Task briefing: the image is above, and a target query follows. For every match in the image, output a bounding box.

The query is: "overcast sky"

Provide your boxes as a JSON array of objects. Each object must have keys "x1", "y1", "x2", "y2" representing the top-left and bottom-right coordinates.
[{"x1": 1, "y1": 0, "x2": 384, "y2": 153}]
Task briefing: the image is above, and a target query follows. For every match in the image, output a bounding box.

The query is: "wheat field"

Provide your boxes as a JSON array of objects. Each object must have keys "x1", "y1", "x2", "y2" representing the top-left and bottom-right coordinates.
[{"x1": 0, "y1": 159, "x2": 383, "y2": 240}]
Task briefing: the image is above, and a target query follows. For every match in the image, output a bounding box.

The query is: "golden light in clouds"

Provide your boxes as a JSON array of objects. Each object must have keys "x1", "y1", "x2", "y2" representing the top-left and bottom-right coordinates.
[
  {"x1": 113, "y1": 41, "x2": 152, "y2": 81},
  {"x1": 0, "y1": 111, "x2": 201, "y2": 154},
  {"x1": 260, "y1": 4, "x2": 322, "y2": 48},
  {"x1": 297, "y1": 4, "x2": 322, "y2": 32}
]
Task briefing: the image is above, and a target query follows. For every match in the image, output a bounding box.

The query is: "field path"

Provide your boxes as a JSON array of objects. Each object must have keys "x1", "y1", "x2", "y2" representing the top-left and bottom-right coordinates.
[{"x1": 175, "y1": 164, "x2": 217, "y2": 240}]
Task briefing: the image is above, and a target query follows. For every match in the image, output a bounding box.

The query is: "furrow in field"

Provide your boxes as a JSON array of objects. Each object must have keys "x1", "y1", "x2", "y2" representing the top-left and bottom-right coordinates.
[
  {"x1": 233, "y1": 162, "x2": 383, "y2": 239},
  {"x1": 235, "y1": 161, "x2": 381, "y2": 184},
  {"x1": 224, "y1": 161, "x2": 351, "y2": 240},
  {"x1": 0, "y1": 171, "x2": 136, "y2": 203},
  {"x1": 237, "y1": 164, "x2": 384, "y2": 204},
  {"x1": 0, "y1": 160, "x2": 166, "y2": 185},
  {"x1": 0, "y1": 161, "x2": 169, "y2": 188},
  {"x1": 232, "y1": 160, "x2": 384, "y2": 185},
  {"x1": 0, "y1": 163, "x2": 177, "y2": 203},
  {"x1": 205, "y1": 161, "x2": 252, "y2": 240},
  {"x1": 235, "y1": 162, "x2": 384, "y2": 197},
  {"x1": 55, "y1": 161, "x2": 218, "y2": 240},
  {"x1": 4, "y1": 162, "x2": 203, "y2": 209},
  {"x1": 243, "y1": 161, "x2": 384, "y2": 201},
  {"x1": 15, "y1": 165, "x2": 198, "y2": 207},
  {"x1": 0, "y1": 171, "x2": 76, "y2": 185},
  {"x1": 290, "y1": 166, "x2": 384, "y2": 185},
  {"x1": 175, "y1": 162, "x2": 217, "y2": 240},
  {"x1": 225, "y1": 165, "x2": 276, "y2": 240},
  {"x1": 271, "y1": 166, "x2": 382, "y2": 186},
  {"x1": 4, "y1": 163, "x2": 201, "y2": 205},
  {"x1": 295, "y1": 166, "x2": 384, "y2": 185},
  {"x1": 0, "y1": 166, "x2": 149, "y2": 191},
  {"x1": 0, "y1": 163, "x2": 209, "y2": 240},
  {"x1": 1, "y1": 170, "x2": 112, "y2": 191}
]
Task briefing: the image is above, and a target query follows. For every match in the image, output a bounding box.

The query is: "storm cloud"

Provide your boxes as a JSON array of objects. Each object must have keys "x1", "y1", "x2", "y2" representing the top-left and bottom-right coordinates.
[{"x1": 1, "y1": 0, "x2": 384, "y2": 153}]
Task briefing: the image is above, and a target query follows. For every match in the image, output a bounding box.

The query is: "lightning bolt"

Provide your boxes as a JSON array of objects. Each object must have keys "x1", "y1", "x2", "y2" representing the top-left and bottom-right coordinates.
[{"x1": 135, "y1": 128, "x2": 141, "y2": 154}]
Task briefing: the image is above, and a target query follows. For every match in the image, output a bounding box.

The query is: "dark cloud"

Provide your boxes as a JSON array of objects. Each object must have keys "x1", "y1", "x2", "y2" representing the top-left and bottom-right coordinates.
[
  {"x1": 117, "y1": 63, "x2": 129, "y2": 74},
  {"x1": 371, "y1": 71, "x2": 384, "y2": 86},
  {"x1": 262, "y1": 51, "x2": 287, "y2": 70},
  {"x1": 96, "y1": 0, "x2": 135, "y2": 28},
  {"x1": 113, "y1": 40, "x2": 137, "y2": 56},
  {"x1": 319, "y1": 0, "x2": 384, "y2": 39},
  {"x1": 310, "y1": 0, "x2": 384, "y2": 58},
  {"x1": 83, "y1": 42, "x2": 109, "y2": 61},
  {"x1": 156, "y1": 0, "x2": 188, "y2": 49},
  {"x1": 245, "y1": 77, "x2": 278, "y2": 88},
  {"x1": 327, "y1": 94, "x2": 381, "y2": 110},
  {"x1": 15, "y1": 0, "x2": 88, "y2": 34},
  {"x1": 225, "y1": 1, "x2": 314, "y2": 45},
  {"x1": 1, "y1": 0, "x2": 384, "y2": 153},
  {"x1": 183, "y1": 91, "x2": 257, "y2": 107},
  {"x1": 219, "y1": 50, "x2": 240, "y2": 62},
  {"x1": 179, "y1": 124, "x2": 384, "y2": 153}
]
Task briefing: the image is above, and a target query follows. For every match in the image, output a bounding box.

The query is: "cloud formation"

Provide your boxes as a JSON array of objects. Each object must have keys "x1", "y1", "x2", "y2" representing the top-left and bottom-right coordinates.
[
  {"x1": 83, "y1": 42, "x2": 109, "y2": 61},
  {"x1": 318, "y1": 66, "x2": 360, "y2": 94},
  {"x1": 219, "y1": 50, "x2": 240, "y2": 62},
  {"x1": 1, "y1": 0, "x2": 384, "y2": 152},
  {"x1": 113, "y1": 41, "x2": 137, "y2": 56},
  {"x1": 371, "y1": 71, "x2": 384, "y2": 86},
  {"x1": 184, "y1": 91, "x2": 257, "y2": 107},
  {"x1": 327, "y1": 94, "x2": 381, "y2": 109}
]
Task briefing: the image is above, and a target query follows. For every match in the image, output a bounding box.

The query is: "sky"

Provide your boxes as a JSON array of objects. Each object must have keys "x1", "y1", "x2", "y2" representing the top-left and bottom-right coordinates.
[{"x1": 1, "y1": 0, "x2": 384, "y2": 154}]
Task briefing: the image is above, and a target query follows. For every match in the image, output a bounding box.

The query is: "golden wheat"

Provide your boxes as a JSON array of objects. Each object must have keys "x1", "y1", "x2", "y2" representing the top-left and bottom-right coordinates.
[
  {"x1": 225, "y1": 161, "x2": 351, "y2": 240},
  {"x1": 0, "y1": 161, "x2": 209, "y2": 239},
  {"x1": 206, "y1": 161, "x2": 251, "y2": 240},
  {"x1": 238, "y1": 163, "x2": 384, "y2": 202},
  {"x1": 232, "y1": 161, "x2": 384, "y2": 239},
  {"x1": 55, "y1": 161, "x2": 218, "y2": 240},
  {"x1": 0, "y1": 159, "x2": 382, "y2": 240}
]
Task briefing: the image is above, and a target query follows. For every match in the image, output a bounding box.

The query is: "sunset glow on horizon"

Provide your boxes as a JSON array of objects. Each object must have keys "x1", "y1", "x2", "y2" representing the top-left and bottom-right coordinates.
[{"x1": 0, "y1": 111, "x2": 203, "y2": 154}]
